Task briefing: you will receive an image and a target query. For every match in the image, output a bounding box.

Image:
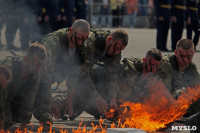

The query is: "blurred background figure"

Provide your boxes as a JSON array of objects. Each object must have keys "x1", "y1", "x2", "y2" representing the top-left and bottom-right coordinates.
[
  {"x1": 19, "y1": 0, "x2": 40, "y2": 51},
  {"x1": 125, "y1": 0, "x2": 138, "y2": 28},
  {"x1": 154, "y1": 0, "x2": 172, "y2": 52},
  {"x1": 110, "y1": 0, "x2": 125, "y2": 27},
  {"x1": 186, "y1": 0, "x2": 200, "y2": 51},
  {"x1": 38, "y1": 0, "x2": 59, "y2": 36},
  {"x1": 4, "y1": 0, "x2": 21, "y2": 50},
  {"x1": 74, "y1": 0, "x2": 88, "y2": 20},
  {"x1": 57, "y1": 0, "x2": 75, "y2": 29},
  {"x1": 170, "y1": 0, "x2": 187, "y2": 51},
  {"x1": 138, "y1": 0, "x2": 148, "y2": 16},
  {"x1": 0, "y1": 0, "x2": 5, "y2": 49},
  {"x1": 97, "y1": 0, "x2": 110, "y2": 27}
]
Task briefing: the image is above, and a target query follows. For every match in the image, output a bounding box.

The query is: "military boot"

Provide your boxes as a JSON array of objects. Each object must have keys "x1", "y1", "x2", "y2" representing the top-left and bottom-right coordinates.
[{"x1": 33, "y1": 110, "x2": 53, "y2": 125}]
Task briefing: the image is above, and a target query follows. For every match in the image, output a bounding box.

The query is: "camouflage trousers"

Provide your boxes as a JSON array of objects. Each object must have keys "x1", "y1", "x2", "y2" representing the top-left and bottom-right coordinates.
[{"x1": 33, "y1": 71, "x2": 53, "y2": 124}]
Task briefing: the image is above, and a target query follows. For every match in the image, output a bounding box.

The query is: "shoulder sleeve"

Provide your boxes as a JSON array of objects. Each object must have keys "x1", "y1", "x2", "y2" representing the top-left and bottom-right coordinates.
[
  {"x1": 42, "y1": 32, "x2": 60, "y2": 57},
  {"x1": 158, "y1": 60, "x2": 173, "y2": 92}
]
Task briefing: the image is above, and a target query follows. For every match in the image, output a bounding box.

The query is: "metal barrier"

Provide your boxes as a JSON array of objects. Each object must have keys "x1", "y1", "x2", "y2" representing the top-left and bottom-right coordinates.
[{"x1": 87, "y1": 0, "x2": 156, "y2": 28}]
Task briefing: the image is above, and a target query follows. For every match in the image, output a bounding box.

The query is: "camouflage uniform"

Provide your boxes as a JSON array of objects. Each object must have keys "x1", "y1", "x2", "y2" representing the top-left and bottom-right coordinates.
[
  {"x1": 117, "y1": 57, "x2": 172, "y2": 103},
  {"x1": 161, "y1": 54, "x2": 200, "y2": 116},
  {"x1": 36, "y1": 28, "x2": 85, "y2": 122},
  {"x1": 0, "y1": 51, "x2": 40, "y2": 128},
  {"x1": 81, "y1": 28, "x2": 121, "y2": 116}
]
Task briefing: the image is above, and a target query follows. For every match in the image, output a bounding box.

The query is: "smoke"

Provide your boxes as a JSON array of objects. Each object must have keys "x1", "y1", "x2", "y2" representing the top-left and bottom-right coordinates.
[{"x1": 0, "y1": 0, "x2": 50, "y2": 50}]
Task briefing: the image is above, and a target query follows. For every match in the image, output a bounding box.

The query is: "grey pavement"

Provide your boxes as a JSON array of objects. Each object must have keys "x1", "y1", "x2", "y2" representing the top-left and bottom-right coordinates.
[{"x1": 0, "y1": 27, "x2": 196, "y2": 133}]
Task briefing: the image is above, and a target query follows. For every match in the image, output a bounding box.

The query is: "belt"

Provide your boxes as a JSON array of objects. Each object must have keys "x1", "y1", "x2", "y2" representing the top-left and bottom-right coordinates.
[
  {"x1": 189, "y1": 7, "x2": 198, "y2": 11},
  {"x1": 174, "y1": 5, "x2": 187, "y2": 10},
  {"x1": 160, "y1": 4, "x2": 171, "y2": 9}
]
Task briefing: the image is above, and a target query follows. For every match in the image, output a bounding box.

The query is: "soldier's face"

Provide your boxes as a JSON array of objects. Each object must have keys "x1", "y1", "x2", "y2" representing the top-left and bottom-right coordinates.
[
  {"x1": 0, "y1": 74, "x2": 9, "y2": 90},
  {"x1": 144, "y1": 57, "x2": 161, "y2": 73},
  {"x1": 175, "y1": 47, "x2": 194, "y2": 68},
  {"x1": 71, "y1": 29, "x2": 89, "y2": 46},
  {"x1": 107, "y1": 39, "x2": 125, "y2": 56}
]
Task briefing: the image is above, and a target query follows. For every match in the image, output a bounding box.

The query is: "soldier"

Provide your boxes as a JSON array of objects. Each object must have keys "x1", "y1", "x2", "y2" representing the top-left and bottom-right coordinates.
[
  {"x1": 118, "y1": 48, "x2": 171, "y2": 103},
  {"x1": 171, "y1": 0, "x2": 188, "y2": 51},
  {"x1": 0, "y1": 65, "x2": 11, "y2": 130},
  {"x1": 4, "y1": 0, "x2": 21, "y2": 50},
  {"x1": 57, "y1": 0, "x2": 75, "y2": 29},
  {"x1": 74, "y1": 0, "x2": 88, "y2": 20},
  {"x1": 35, "y1": 19, "x2": 90, "y2": 122},
  {"x1": 62, "y1": 28, "x2": 128, "y2": 119},
  {"x1": 37, "y1": 0, "x2": 59, "y2": 36},
  {"x1": 0, "y1": 0, "x2": 5, "y2": 49},
  {"x1": 19, "y1": 0, "x2": 42, "y2": 51},
  {"x1": 154, "y1": 0, "x2": 172, "y2": 51},
  {"x1": 161, "y1": 39, "x2": 200, "y2": 117},
  {"x1": 0, "y1": 43, "x2": 47, "y2": 130},
  {"x1": 186, "y1": 0, "x2": 200, "y2": 52}
]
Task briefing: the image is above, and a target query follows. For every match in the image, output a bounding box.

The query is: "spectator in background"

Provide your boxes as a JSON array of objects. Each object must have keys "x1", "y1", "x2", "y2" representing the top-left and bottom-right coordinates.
[
  {"x1": 138, "y1": 0, "x2": 148, "y2": 16},
  {"x1": 74, "y1": 0, "x2": 88, "y2": 20},
  {"x1": 186, "y1": 0, "x2": 199, "y2": 52},
  {"x1": 98, "y1": 0, "x2": 110, "y2": 27},
  {"x1": 57, "y1": 0, "x2": 75, "y2": 29},
  {"x1": 154, "y1": 0, "x2": 172, "y2": 52},
  {"x1": 125, "y1": 0, "x2": 138, "y2": 28},
  {"x1": 110, "y1": 0, "x2": 125, "y2": 27}
]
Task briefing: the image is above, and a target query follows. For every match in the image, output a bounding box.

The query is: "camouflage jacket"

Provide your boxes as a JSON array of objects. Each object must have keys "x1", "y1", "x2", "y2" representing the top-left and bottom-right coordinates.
[
  {"x1": 41, "y1": 28, "x2": 85, "y2": 90},
  {"x1": 83, "y1": 28, "x2": 121, "y2": 99},
  {"x1": 162, "y1": 55, "x2": 200, "y2": 116},
  {"x1": 118, "y1": 57, "x2": 172, "y2": 102},
  {"x1": 163, "y1": 54, "x2": 200, "y2": 94},
  {"x1": 0, "y1": 52, "x2": 40, "y2": 123}
]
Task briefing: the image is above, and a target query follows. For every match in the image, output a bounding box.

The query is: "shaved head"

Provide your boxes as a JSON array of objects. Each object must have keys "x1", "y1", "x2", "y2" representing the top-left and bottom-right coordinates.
[{"x1": 72, "y1": 19, "x2": 90, "y2": 33}]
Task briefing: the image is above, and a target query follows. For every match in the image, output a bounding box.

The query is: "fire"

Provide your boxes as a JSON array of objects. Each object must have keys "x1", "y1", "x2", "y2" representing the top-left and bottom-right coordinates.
[
  {"x1": 110, "y1": 84, "x2": 200, "y2": 131},
  {"x1": 2, "y1": 84, "x2": 200, "y2": 133}
]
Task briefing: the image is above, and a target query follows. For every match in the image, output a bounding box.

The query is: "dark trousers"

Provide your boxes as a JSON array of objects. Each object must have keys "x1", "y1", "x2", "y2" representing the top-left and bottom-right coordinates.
[
  {"x1": 5, "y1": 18, "x2": 19, "y2": 49},
  {"x1": 171, "y1": 19, "x2": 185, "y2": 51},
  {"x1": 20, "y1": 22, "x2": 31, "y2": 51},
  {"x1": 186, "y1": 20, "x2": 200, "y2": 48},
  {"x1": 112, "y1": 7, "x2": 123, "y2": 27},
  {"x1": 156, "y1": 19, "x2": 170, "y2": 50}
]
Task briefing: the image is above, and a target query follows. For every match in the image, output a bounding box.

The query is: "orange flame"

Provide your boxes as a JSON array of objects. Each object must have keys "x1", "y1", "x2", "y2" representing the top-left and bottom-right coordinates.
[
  {"x1": 112, "y1": 85, "x2": 200, "y2": 131},
  {"x1": 2, "y1": 85, "x2": 200, "y2": 133}
]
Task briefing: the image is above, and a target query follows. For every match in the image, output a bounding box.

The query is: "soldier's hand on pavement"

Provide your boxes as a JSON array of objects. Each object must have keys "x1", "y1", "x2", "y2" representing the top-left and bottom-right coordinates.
[
  {"x1": 109, "y1": 98, "x2": 118, "y2": 110},
  {"x1": 51, "y1": 100, "x2": 61, "y2": 120},
  {"x1": 96, "y1": 96, "x2": 108, "y2": 116},
  {"x1": 62, "y1": 98, "x2": 74, "y2": 117}
]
